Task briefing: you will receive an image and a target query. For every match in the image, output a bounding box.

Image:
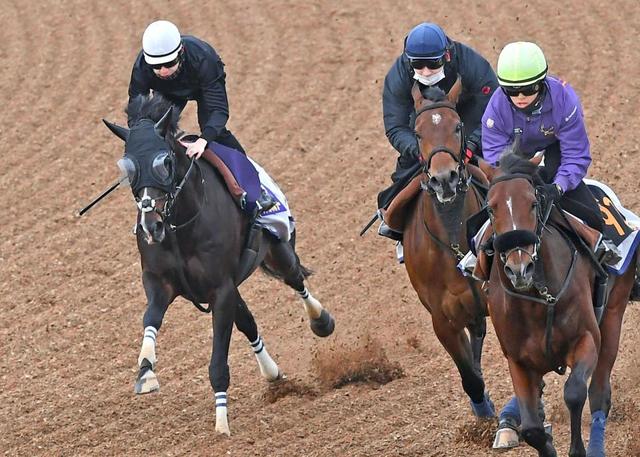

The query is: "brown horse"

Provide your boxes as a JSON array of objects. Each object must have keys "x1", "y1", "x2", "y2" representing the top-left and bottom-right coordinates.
[
  {"x1": 401, "y1": 82, "x2": 495, "y2": 417},
  {"x1": 480, "y1": 150, "x2": 635, "y2": 457}
]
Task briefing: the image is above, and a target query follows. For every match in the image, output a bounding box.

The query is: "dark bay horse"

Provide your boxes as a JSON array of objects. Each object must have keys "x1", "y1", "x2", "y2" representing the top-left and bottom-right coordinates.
[
  {"x1": 104, "y1": 94, "x2": 335, "y2": 435},
  {"x1": 402, "y1": 82, "x2": 495, "y2": 418},
  {"x1": 480, "y1": 150, "x2": 635, "y2": 457}
]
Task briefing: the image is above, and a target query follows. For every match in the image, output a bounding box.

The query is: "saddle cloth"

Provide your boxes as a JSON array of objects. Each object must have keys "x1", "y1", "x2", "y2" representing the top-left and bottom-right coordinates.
[
  {"x1": 585, "y1": 179, "x2": 640, "y2": 275},
  {"x1": 207, "y1": 141, "x2": 294, "y2": 242},
  {"x1": 459, "y1": 179, "x2": 640, "y2": 279}
]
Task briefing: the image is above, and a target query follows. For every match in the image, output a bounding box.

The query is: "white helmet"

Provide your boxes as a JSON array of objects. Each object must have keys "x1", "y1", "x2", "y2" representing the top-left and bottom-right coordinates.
[{"x1": 142, "y1": 20, "x2": 182, "y2": 65}]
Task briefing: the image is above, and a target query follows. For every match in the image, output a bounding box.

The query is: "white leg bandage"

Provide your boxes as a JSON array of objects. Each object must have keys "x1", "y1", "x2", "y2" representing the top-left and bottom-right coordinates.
[
  {"x1": 138, "y1": 326, "x2": 158, "y2": 367},
  {"x1": 297, "y1": 288, "x2": 322, "y2": 319},
  {"x1": 214, "y1": 391, "x2": 230, "y2": 436},
  {"x1": 250, "y1": 335, "x2": 280, "y2": 381}
]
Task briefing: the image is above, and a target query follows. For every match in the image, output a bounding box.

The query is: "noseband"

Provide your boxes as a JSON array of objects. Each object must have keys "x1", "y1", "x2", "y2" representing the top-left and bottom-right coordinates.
[{"x1": 415, "y1": 101, "x2": 468, "y2": 193}]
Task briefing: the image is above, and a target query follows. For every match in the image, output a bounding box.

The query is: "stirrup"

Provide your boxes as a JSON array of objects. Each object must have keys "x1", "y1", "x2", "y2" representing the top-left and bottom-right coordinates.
[{"x1": 256, "y1": 190, "x2": 276, "y2": 214}]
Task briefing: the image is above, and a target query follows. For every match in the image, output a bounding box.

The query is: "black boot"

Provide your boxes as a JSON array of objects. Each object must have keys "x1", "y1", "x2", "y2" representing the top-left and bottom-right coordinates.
[
  {"x1": 378, "y1": 221, "x2": 403, "y2": 242},
  {"x1": 631, "y1": 274, "x2": 640, "y2": 301}
]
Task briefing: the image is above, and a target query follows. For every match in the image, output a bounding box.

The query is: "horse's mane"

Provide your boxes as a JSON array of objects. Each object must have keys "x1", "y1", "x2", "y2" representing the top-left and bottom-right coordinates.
[
  {"x1": 421, "y1": 86, "x2": 448, "y2": 103},
  {"x1": 498, "y1": 142, "x2": 540, "y2": 178},
  {"x1": 126, "y1": 94, "x2": 181, "y2": 134}
]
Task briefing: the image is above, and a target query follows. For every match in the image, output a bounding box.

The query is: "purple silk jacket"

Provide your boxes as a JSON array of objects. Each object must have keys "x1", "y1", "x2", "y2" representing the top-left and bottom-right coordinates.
[{"x1": 481, "y1": 76, "x2": 591, "y2": 192}]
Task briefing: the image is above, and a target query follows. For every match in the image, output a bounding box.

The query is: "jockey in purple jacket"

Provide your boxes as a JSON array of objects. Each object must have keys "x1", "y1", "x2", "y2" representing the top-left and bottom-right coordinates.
[{"x1": 482, "y1": 41, "x2": 602, "y2": 232}]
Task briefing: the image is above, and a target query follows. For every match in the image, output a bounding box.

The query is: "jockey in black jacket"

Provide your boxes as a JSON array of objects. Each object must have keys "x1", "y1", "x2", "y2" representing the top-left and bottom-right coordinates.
[
  {"x1": 128, "y1": 20, "x2": 273, "y2": 211},
  {"x1": 378, "y1": 22, "x2": 498, "y2": 240}
]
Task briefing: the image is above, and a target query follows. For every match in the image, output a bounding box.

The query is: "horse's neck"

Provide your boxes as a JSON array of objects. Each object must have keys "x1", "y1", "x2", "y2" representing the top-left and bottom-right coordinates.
[{"x1": 423, "y1": 190, "x2": 473, "y2": 247}]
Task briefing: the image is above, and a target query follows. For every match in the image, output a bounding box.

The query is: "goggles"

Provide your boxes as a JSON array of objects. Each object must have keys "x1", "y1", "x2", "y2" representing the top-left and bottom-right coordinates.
[
  {"x1": 501, "y1": 82, "x2": 541, "y2": 97},
  {"x1": 409, "y1": 56, "x2": 445, "y2": 70},
  {"x1": 150, "y1": 56, "x2": 180, "y2": 70}
]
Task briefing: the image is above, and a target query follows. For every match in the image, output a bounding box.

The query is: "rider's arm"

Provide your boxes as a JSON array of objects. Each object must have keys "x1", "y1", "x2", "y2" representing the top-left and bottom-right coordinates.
[
  {"x1": 382, "y1": 58, "x2": 420, "y2": 159},
  {"x1": 127, "y1": 53, "x2": 152, "y2": 126},
  {"x1": 554, "y1": 85, "x2": 591, "y2": 192},
  {"x1": 456, "y1": 43, "x2": 499, "y2": 153},
  {"x1": 481, "y1": 93, "x2": 512, "y2": 165},
  {"x1": 197, "y1": 55, "x2": 231, "y2": 143}
]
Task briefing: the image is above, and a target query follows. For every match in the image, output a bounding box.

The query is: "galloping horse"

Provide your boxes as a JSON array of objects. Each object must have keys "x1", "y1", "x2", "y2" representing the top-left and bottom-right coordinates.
[
  {"x1": 104, "y1": 94, "x2": 335, "y2": 435},
  {"x1": 480, "y1": 149, "x2": 635, "y2": 457},
  {"x1": 400, "y1": 82, "x2": 495, "y2": 417}
]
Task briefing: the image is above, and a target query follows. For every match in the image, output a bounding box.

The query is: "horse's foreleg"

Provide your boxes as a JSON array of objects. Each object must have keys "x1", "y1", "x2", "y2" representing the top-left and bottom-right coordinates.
[
  {"x1": 432, "y1": 316, "x2": 495, "y2": 417},
  {"x1": 235, "y1": 299, "x2": 281, "y2": 381},
  {"x1": 135, "y1": 273, "x2": 174, "y2": 394},
  {"x1": 587, "y1": 286, "x2": 627, "y2": 457},
  {"x1": 508, "y1": 359, "x2": 557, "y2": 457},
  {"x1": 210, "y1": 284, "x2": 238, "y2": 436}
]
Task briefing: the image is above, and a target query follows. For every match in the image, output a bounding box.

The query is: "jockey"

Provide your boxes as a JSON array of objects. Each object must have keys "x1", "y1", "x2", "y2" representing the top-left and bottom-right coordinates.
[
  {"x1": 128, "y1": 20, "x2": 273, "y2": 212},
  {"x1": 378, "y1": 22, "x2": 498, "y2": 241},
  {"x1": 481, "y1": 41, "x2": 606, "y2": 232}
]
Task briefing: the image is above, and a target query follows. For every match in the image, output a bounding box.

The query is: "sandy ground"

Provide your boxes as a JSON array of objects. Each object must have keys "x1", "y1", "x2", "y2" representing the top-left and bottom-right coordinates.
[{"x1": 1, "y1": 0, "x2": 639, "y2": 455}]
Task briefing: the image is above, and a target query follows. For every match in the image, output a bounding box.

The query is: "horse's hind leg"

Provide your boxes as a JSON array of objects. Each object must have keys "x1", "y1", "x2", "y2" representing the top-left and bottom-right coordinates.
[
  {"x1": 234, "y1": 298, "x2": 281, "y2": 381},
  {"x1": 587, "y1": 277, "x2": 629, "y2": 457},
  {"x1": 564, "y1": 333, "x2": 598, "y2": 457},
  {"x1": 263, "y1": 233, "x2": 335, "y2": 337},
  {"x1": 135, "y1": 273, "x2": 175, "y2": 395}
]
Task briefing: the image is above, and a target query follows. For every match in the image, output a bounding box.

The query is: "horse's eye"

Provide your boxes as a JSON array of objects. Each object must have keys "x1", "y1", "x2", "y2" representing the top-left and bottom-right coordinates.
[
  {"x1": 415, "y1": 132, "x2": 422, "y2": 140},
  {"x1": 455, "y1": 123, "x2": 462, "y2": 133}
]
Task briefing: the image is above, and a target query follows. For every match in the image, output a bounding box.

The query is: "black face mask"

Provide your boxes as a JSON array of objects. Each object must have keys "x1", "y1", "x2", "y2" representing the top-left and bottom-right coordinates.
[{"x1": 118, "y1": 120, "x2": 176, "y2": 195}]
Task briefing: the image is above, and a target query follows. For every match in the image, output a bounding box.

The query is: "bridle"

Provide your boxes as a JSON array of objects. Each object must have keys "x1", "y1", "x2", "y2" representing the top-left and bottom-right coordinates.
[
  {"x1": 486, "y1": 172, "x2": 577, "y2": 374},
  {"x1": 414, "y1": 101, "x2": 468, "y2": 194},
  {"x1": 135, "y1": 152, "x2": 205, "y2": 231}
]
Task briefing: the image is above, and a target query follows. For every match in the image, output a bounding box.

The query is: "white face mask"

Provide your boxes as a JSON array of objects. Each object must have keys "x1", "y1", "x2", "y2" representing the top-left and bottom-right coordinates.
[{"x1": 413, "y1": 68, "x2": 445, "y2": 86}]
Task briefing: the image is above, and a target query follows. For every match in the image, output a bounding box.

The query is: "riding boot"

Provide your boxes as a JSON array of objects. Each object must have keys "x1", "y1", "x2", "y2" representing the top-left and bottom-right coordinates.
[
  {"x1": 630, "y1": 259, "x2": 640, "y2": 301},
  {"x1": 593, "y1": 274, "x2": 609, "y2": 324},
  {"x1": 378, "y1": 221, "x2": 404, "y2": 241}
]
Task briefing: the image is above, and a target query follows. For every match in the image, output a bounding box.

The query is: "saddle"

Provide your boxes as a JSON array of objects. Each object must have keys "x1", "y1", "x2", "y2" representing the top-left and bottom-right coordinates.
[{"x1": 381, "y1": 164, "x2": 489, "y2": 233}]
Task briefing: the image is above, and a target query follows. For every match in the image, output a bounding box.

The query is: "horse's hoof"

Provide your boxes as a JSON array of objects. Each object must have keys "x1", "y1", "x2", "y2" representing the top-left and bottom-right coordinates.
[
  {"x1": 310, "y1": 309, "x2": 335, "y2": 337},
  {"x1": 134, "y1": 369, "x2": 160, "y2": 394},
  {"x1": 492, "y1": 426, "x2": 519, "y2": 450}
]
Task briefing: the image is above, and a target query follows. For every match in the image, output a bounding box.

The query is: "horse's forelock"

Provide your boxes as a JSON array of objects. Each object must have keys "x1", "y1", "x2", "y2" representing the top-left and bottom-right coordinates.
[
  {"x1": 499, "y1": 147, "x2": 539, "y2": 177},
  {"x1": 421, "y1": 86, "x2": 447, "y2": 103},
  {"x1": 126, "y1": 94, "x2": 180, "y2": 133}
]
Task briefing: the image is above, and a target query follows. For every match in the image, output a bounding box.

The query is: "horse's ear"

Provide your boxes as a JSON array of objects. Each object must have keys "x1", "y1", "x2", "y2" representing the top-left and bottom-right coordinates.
[
  {"x1": 411, "y1": 81, "x2": 424, "y2": 105},
  {"x1": 447, "y1": 76, "x2": 462, "y2": 105},
  {"x1": 530, "y1": 151, "x2": 544, "y2": 167},
  {"x1": 102, "y1": 119, "x2": 129, "y2": 142},
  {"x1": 477, "y1": 158, "x2": 496, "y2": 181},
  {"x1": 154, "y1": 106, "x2": 173, "y2": 138}
]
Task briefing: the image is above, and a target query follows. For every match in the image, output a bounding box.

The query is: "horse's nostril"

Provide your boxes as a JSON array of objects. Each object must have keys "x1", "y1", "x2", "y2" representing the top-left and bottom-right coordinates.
[
  {"x1": 524, "y1": 261, "x2": 535, "y2": 278},
  {"x1": 504, "y1": 265, "x2": 514, "y2": 278},
  {"x1": 449, "y1": 170, "x2": 458, "y2": 184},
  {"x1": 429, "y1": 176, "x2": 439, "y2": 188}
]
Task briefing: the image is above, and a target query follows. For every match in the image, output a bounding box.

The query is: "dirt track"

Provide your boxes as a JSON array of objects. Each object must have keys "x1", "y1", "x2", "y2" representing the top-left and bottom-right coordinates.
[{"x1": 2, "y1": 1, "x2": 640, "y2": 456}]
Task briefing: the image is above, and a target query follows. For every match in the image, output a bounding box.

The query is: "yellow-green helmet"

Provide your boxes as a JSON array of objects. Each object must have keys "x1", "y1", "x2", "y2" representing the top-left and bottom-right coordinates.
[{"x1": 497, "y1": 42, "x2": 548, "y2": 87}]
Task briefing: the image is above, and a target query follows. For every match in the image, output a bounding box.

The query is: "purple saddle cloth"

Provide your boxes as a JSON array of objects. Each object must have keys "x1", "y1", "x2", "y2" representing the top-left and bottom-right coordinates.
[{"x1": 207, "y1": 141, "x2": 261, "y2": 215}]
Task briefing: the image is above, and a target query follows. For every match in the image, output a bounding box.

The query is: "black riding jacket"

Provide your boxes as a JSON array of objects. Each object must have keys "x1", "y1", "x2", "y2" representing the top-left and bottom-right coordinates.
[
  {"x1": 128, "y1": 35, "x2": 232, "y2": 143},
  {"x1": 382, "y1": 38, "x2": 498, "y2": 159}
]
